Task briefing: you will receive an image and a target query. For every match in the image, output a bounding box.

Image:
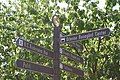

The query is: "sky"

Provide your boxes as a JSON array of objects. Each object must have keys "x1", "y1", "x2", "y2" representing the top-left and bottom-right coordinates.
[{"x1": 0, "y1": 0, "x2": 119, "y2": 11}]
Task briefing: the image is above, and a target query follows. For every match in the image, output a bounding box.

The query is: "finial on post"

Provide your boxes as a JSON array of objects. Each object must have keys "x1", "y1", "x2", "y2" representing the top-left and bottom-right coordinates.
[{"x1": 52, "y1": 15, "x2": 60, "y2": 27}]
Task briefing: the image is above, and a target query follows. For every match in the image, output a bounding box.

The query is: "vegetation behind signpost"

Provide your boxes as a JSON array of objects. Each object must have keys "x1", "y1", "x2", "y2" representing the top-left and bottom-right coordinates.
[{"x1": 0, "y1": 0, "x2": 120, "y2": 80}]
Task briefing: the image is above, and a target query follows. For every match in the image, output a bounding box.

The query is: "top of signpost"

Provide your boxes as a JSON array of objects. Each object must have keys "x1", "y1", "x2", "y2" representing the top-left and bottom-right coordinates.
[{"x1": 52, "y1": 15, "x2": 60, "y2": 27}]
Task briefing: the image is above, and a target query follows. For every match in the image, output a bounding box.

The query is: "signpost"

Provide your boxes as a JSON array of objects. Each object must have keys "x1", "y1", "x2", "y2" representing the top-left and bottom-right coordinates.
[
  {"x1": 60, "y1": 28, "x2": 110, "y2": 43},
  {"x1": 16, "y1": 38, "x2": 54, "y2": 59},
  {"x1": 15, "y1": 59, "x2": 53, "y2": 75},
  {"x1": 15, "y1": 15, "x2": 111, "y2": 80},
  {"x1": 60, "y1": 63, "x2": 84, "y2": 77}
]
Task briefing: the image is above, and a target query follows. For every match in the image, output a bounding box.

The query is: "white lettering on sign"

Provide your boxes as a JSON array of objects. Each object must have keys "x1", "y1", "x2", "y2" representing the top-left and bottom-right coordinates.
[
  {"x1": 66, "y1": 36, "x2": 78, "y2": 42},
  {"x1": 95, "y1": 30, "x2": 107, "y2": 37},
  {"x1": 60, "y1": 28, "x2": 110, "y2": 43},
  {"x1": 43, "y1": 50, "x2": 48, "y2": 55},
  {"x1": 64, "y1": 65, "x2": 72, "y2": 72},
  {"x1": 31, "y1": 45, "x2": 43, "y2": 53},
  {"x1": 23, "y1": 61, "x2": 31, "y2": 69},
  {"x1": 79, "y1": 33, "x2": 94, "y2": 40},
  {"x1": 18, "y1": 39, "x2": 23, "y2": 46},
  {"x1": 70, "y1": 53, "x2": 81, "y2": 61}
]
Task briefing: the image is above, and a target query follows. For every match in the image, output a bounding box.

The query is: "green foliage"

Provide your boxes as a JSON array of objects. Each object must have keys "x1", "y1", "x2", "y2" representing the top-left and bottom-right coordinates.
[{"x1": 0, "y1": 0, "x2": 120, "y2": 80}]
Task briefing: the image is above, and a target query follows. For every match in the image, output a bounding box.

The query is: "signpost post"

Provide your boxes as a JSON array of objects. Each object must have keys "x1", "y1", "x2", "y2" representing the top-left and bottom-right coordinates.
[{"x1": 52, "y1": 15, "x2": 61, "y2": 80}]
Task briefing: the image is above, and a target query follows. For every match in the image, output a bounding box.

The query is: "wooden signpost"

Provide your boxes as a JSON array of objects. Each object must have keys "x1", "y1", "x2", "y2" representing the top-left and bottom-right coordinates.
[{"x1": 15, "y1": 15, "x2": 110, "y2": 80}]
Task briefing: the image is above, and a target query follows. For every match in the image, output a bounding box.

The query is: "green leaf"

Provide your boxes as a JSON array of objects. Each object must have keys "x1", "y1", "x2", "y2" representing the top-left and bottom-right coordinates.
[
  {"x1": 85, "y1": 22, "x2": 94, "y2": 30},
  {"x1": 76, "y1": 19, "x2": 84, "y2": 30},
  {"x1": 74, "y1": 6, "x2": 78, "y2": 11}
]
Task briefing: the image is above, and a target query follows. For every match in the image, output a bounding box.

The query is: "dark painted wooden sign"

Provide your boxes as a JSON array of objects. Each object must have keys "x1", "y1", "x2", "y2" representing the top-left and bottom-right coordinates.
[
  {"x1": 69, "y1": 42, "x2": 84, "y2": 51},
  {"x1": 60, "y1": 48, "x2": 84, "y2": 64},
  {"x1": 60, "y1": 63, "x2": 84, "y2": 77},
  {"x1": 60, "y1": 28, "x2": 110, "y2": 43},
  {"x1": 61, "y1": 33, "x2": 84, "y2": 51},
  {"x1": 16, "y1": 38, "x2": 54, "y2": 59},
  {"x1": 15, "y1": 59, "x2": 53, "y2": 75}
]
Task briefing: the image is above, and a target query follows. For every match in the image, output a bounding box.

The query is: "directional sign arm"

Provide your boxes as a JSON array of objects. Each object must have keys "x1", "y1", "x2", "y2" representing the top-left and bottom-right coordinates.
[
  {"x1": 16, "y1": 38, "x2": 54, "y2": 58},
  {"x1": 60, "y1": 63, "x2": 84, "y2": 77},
  {"x1": 60, "y1": 28, "x2": 110, "y2": 43},
  {"x1": 61, "y1": 33, "x2": 84, "y2": 51},
  {"x1": 15, "y1": 59, "x2": 53, "y2": 75},
  {"x1": 69, "y1": 42, "x2": 84, "y2": 51},
  {"x1": 61, "y1": 48, "x2": 84, "y2": 64}
]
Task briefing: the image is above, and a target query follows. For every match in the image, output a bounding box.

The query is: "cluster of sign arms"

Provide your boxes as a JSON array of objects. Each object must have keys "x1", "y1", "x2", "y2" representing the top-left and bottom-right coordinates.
[{"x1": 15, "y1": 16, "x2": 110, "y2": 80}]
